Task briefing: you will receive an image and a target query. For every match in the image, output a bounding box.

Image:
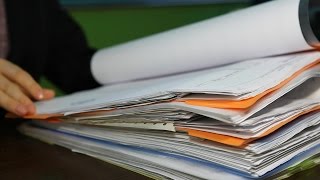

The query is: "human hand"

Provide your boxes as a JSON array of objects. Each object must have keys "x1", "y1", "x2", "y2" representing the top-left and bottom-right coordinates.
[{"x1": 0, "y1": 59, "x2": 55, "y2": 116}]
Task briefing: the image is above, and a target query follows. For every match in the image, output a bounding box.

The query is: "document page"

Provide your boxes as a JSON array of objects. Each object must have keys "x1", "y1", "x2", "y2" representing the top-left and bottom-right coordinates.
[
  {"x1": 92, "y1": 0, "x2": 314, "y2": 85},
  {"x1": 34, "y1": 52, "x2": 320, "y2": 115}
]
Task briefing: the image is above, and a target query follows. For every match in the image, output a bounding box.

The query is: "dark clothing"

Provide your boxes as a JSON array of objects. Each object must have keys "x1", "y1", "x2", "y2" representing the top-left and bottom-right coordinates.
[
  {"x1": 0, "y1": 0, "x2": 100, "y2": 119},
  {"x1": 4, "y1": 0, "x2": 100, "y2": 93},
  {"x1": 252, "y1": 0, "x2": 270, "y2": 5}
]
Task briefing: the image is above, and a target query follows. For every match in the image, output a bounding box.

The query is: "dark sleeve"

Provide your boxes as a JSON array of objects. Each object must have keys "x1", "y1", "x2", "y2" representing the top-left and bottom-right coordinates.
[
  {"x1": 44, "y1": 0, "x2": 100, "y2": 94},
  {"x1": 252, "y1": 0, "x2": 270, "y2": 5}
]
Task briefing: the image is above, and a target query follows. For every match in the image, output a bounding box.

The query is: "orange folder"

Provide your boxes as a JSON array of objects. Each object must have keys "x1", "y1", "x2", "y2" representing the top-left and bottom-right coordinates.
[
  {"x1": 178, "y1": 59, "x2": 320, "y2": 109},
  {"x1": 6, "y1": 112, "x2": 62, "y2": 120},
  {"x1": 187, "y1": 106, "x2": 320, "y2": 147}
]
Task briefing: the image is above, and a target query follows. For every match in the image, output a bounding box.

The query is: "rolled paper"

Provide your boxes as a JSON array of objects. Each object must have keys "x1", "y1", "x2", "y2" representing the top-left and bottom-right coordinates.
[{"x1": 91, "y1": 0, "x2": 320, "y2": 85}]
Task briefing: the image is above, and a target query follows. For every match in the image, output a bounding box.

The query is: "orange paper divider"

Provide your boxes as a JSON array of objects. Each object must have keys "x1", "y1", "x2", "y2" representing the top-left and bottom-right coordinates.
[
  {"x1": 44, "y1": 118, "x2": 61, "y2": 123},
  {"x1": 30, "y1": 118, "x2": 62, "y2": 123},
  {"x1": 188, "y1": 130, "x2": 250, "y2": 147},
  {"x1": 187, "y1": 106, "x2": 320, "y2": 147},
  {"x1": 178, "y1": 59, "x2": 320, "y2": 109},
  {"x1": 24, "y1": 113, "x2": 62, "y2": 120},
  {"x1": 6, "y1": 112, "x2": 62, "y2": 120}
]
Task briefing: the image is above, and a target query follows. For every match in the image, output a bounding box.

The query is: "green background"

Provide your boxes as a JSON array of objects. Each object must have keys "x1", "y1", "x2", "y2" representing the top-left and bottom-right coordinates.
[
  {"x1": 71, "y1": 4, "x2": 247, "y2": 49},
  {"x1": 40, "y1": 3, "x2": 248, "y2": 95}
]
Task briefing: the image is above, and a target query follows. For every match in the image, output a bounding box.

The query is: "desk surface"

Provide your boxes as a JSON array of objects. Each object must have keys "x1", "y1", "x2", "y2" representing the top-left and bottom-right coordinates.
[{"x1": 0, "y1": 119, "x2": 319, "y2": 180}]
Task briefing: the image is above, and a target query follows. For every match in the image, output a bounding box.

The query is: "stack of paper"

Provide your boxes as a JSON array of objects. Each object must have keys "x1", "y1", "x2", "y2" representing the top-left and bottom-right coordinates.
[
  {"x1": 17, "y1": 0, "x2": 320, "y2": 179},
  {"x1": 20, "y1": 110, "x2": 320, "y2": 179},
  {"x1": 17, "y1": 51, "x2": 320, "y2": 179}
]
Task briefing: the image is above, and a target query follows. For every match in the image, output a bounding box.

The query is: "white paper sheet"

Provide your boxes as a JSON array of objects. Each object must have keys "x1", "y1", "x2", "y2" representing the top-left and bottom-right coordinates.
[
  {"x1": 20, "y1": 121, "x2": 320, "y2": 178},
  {"x1": 91, "y1": 0, "x2": 313, "y2": 85},
  {"x1": 35, "y1": 52, "x2": 320, "y2": 115}
]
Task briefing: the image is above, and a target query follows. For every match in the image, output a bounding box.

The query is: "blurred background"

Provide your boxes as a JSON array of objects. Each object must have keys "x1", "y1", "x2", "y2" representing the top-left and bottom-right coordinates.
[
  {"x1": 43, "y1": 0, "x2": 269, "y2": 94},
  {"x1": 58, "y1": 0, "x2": 270, "y2": 49},
  {"x1": 61, "y1": 0, "x2": 252, "y2": 7}
]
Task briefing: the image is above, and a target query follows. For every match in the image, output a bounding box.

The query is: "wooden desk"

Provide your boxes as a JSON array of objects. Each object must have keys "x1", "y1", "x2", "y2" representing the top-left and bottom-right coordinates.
[
  {"x1": 0, "y1": 119, "x2": 150, "y2": 180},
  {"x1": 0, "y1": 119, "x2": 319, "y2": 180}
]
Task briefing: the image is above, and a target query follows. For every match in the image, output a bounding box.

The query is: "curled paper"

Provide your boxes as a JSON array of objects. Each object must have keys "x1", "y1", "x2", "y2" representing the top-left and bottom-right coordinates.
[{"x1": 91, "y1": 0, "x2": 320, "y2": 85}]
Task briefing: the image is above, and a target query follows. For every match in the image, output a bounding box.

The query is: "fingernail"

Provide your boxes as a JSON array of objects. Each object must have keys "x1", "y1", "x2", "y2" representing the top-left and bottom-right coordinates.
[
  {"x1": 37, "y1": 91, "x2": 44, "y2": 100},
  {"x1": 16, "y1": 105, "x2": 27, "y2": 116}
]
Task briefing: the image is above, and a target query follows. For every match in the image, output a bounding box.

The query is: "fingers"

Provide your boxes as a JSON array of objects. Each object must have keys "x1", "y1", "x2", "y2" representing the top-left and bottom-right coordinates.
[
  {"x1": 0, "y1": 59, "x2": 44, "y2": 100},
  {"x1": 0, "y1": 90, "x2": 29, "y2": 116},
  {"x1": 0, "y1": 59, "x2": 56, "y2": 116},
  {"x1": 5, "y1": 85, "x2": 36, "y2": 114},
  {"x1": 43, "y1": 89, "x2": 55, "y2": 100},
  {"x1": 0, "y1": 75, "x2": 36, "y2": 115},
  {"x1": 0, "y1": 76, "x2": 33, "y2": 105}
]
